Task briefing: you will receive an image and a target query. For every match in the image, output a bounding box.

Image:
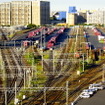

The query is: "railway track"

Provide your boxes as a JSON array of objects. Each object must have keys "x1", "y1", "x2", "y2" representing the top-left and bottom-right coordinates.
[
  {"x1": 55, "y1": 27, "x2": 76, "y2": 72},
  {"x1": 0, "y1": 29, "x2": 25, "y2": 104},
  {"x1": 19, "y1": 27, "x2": 105, "y2": 105},
  {"x1": 18, "y1": 27, "x2": 84, "y2": 104},
  {"x1": 0, "y1": 26, "x2": 103, "y2": 105},
  {"x1": 0, "y1": 48, "x2": 24, "y2": 104},
  {"x1": 21, "y1": 59, "x2": 105, "y2": 105}
]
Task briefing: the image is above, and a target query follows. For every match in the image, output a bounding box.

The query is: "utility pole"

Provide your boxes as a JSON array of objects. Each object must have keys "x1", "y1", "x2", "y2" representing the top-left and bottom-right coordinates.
[
  {"x1": 42, "y1": 50, "x2": 44, "y2": 71},
  {"x1": 15, "y1": 82, "x2": 16, "y2": 102},
  {"x1": 66, "y1": 81, "x2": 69, "y2": 105},
  {"x1": 50, "y1": 48, "x2": 54, "y2": 75},
  {"x1": 74, "y1": 28, "x2": 78, "y2": 53},
  {"x1": 24, "y1": 69, "x2": 26, "y2": 89},
  {"x1": 40, "y1": 29, "x2": 43, "y2": 48},
  {"x1": 43, "y1": 28, "x2": 46, "y2": 48},
  {"x1": 14, "y1": 82, "x2": 18, "y2": 105},
  {"x1": 102, "y1": 64, "x2": 105, "y2": 82},
  {"x1": 27, "y1": 68, "x2": 31, "y2": 88},
  {"x1": 5, "y1": 90, "x2": 7, "y2": 105},
  {"x1": 43, "y1": 87, "x2": 46, "y2": 105},
  {"x1": 32, "y1": 58, "x2": 34, "y2": 77},
  {"x1": 83, "y1": 54, "x2": 85, "y2": 72},
  {"x1": 52, "y1": 49, "x2": 54, "y2": 75}
]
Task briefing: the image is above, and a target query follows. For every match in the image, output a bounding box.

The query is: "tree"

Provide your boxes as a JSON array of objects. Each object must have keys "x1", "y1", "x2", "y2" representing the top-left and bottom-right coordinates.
[{"x1": 27, "y1": 24, "x2": 37, "y2": 29}]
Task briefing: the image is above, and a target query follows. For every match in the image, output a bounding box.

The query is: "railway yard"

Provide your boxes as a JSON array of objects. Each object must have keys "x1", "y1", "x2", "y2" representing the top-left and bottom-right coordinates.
[{"x1": 0, "y1": 25, "x2": 105, "y2": 105}]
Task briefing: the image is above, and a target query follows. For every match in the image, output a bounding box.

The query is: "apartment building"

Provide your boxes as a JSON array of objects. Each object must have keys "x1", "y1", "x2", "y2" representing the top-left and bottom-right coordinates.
[
  {"x1": 87, "y1": 9, "x2": 105, "y2": 25},
  {"x1": 0, "y1": 2, "x2": 11, "y2": 25},
  {"x1": 10, "y1": 1, "x2": 32, "y2": 25},
  {"x1": 0, "y1": 0, "x2": 50, "y2": 26}
]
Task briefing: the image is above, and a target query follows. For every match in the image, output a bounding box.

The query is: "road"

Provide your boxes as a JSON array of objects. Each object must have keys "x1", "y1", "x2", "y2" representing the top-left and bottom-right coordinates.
[{"x1": 75, "y1": 90, "x2": 105, "y2": 105}]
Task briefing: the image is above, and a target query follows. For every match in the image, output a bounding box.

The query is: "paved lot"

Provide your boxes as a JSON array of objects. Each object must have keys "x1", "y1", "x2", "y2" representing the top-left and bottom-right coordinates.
[
  {"x1": 87, "y1": 29, "x2": 104, "y2": 49},
  {"x1": 75, "y1": 90, "x2": 105, "y2": 105}
]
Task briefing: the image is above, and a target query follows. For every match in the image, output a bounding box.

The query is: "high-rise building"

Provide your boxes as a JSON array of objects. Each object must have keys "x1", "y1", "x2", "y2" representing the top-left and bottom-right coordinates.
[
  {"x1": 0, "y1": 0, "x2": 50, "y2": 26},
  {"x1": 32, "y1": 1, "x2": 50, "y2": 25}
]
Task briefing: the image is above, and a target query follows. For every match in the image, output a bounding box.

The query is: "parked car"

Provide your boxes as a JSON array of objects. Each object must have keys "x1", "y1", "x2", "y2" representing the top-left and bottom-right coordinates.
[
  {"x1": 88, "y1": 87, "x2": 98, "y2": 92},
  {"x1": 82, "y1": 89, "x2": 94, "y2": 95},
  {"x1": 79, "y1": 93, "x2": 90, "y2": 98},
  {"x1": 89, "y1": 83, "x2": 105, "y2": 90}
]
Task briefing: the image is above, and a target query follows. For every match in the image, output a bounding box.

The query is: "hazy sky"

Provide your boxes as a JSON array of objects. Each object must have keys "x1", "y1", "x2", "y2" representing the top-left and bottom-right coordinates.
[{"x1": 1, "y1": 0, "x2": 105, "y2": 11}]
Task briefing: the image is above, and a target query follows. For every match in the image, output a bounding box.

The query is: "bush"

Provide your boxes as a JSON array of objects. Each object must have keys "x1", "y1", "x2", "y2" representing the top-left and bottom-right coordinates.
[{"x1": 27, "y1": 24, "x2": 37, "y2": 29}]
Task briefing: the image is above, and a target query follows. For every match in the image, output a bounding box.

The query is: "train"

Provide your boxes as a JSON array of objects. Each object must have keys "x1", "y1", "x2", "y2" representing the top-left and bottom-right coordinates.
[
  {"x1": 92, "y1": 27, "x2": 105, "y2": 42},
  {"x1": 27, "y1": 27, "x2": 45, "y2": 38},
  {"x1": 46, "y1": 27, "x2": 65, "y2": 49},
  {"x1": 23, "y1": 40, "x2": 30, "y2": 47},
  {"x1": 92, "y1": 27, "x2": 105, "y2": 51},
  {"x1": 45, "y1": 28, "x2": 57, "y2": 35},
  {"x1": 22, "y1": 27, "x2": 65, "y2": 48},
  {"x1": 27, "y1": 27, "x2": 58, "y2": 38},
  {"x1": 92, "y1": 28, "x2": 102, "y2": 36}
]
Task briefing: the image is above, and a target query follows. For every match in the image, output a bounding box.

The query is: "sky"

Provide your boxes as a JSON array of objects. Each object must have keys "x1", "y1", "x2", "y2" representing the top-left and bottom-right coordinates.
[{"x1": 1, "y1": 0, "x2": 105, "y2": 11}]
